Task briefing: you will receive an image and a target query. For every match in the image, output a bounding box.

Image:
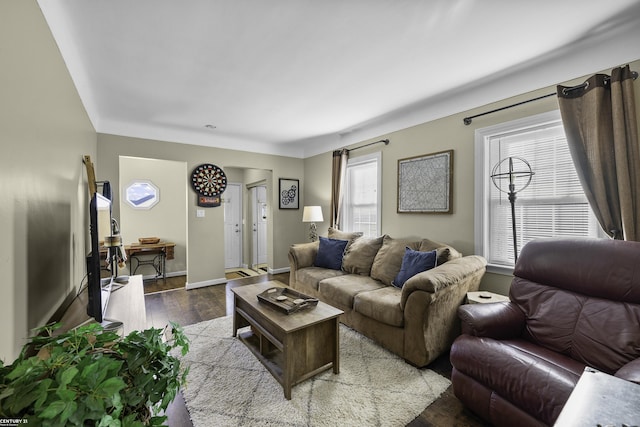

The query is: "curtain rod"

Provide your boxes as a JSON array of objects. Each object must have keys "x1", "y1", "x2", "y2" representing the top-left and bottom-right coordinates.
[
  {"x1": 463, "y1": 70, "x2": 638, "y2": 126},
  {"x1": 463, "y1": 93, "x2": 556, "y2": 125},
  {"x1": 347, "y1": 138, "x2": 390, "y2": 152}
]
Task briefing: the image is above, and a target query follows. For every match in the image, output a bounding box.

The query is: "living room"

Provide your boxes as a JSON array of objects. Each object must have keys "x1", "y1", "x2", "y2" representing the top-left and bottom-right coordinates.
[{"x1": 3, "y1": 1, "x2": 640, "y2": 425}]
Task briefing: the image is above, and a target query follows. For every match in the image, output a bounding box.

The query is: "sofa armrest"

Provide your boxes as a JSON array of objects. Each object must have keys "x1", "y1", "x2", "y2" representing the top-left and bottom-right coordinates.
[
  {"x1": 400, "y1": 255, "x2": 487, "y2": 308},
  {"x1": 615, "y1": 358, "x2": 640, "y2": 385},
  {"x1": 457, "y1": 302, "x2": 525, "y2": 339},
  {"x1": 288, "y1": 241, "x2": 319, "y2": 271}
]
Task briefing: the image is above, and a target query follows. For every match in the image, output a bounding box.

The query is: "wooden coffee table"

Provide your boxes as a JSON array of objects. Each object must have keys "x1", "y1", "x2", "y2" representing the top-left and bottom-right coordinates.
[{"x1": 231, "y1": 281, "x2": 343, "y2": 399}]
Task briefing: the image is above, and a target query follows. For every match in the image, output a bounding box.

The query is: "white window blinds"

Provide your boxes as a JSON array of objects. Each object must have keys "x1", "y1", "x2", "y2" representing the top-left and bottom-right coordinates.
[
  {"x1": 342, "y1": 152, "x2": 381, "y2": 237},
  {"x1": 484, "y1": 117, "x2": 599, "y2": 267}
]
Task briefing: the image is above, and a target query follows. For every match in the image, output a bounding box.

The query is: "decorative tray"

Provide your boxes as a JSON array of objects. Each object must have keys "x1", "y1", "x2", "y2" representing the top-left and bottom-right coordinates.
[{"x1": 257, "y1": 287, "x2": 319, "y2": 314}]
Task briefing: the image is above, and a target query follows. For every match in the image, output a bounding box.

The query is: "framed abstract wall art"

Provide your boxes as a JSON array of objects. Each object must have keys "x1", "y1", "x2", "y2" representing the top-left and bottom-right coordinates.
[{"x1": 397, "y1": 150, "x2": 453, "y2": 213}]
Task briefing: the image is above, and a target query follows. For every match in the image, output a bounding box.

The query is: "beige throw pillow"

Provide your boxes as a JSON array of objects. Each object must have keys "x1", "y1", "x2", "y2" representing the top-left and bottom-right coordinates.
[
  {"x1": 370, "y1": 236, "x2": 421, "y2": 286},
  {"x1": 418, "y1": 238, "x2": 462, "y2": 264},
  {"x1": 342, "y1": 235, "x2": 384, "y2": 275},
  {"x1": 328, "y1": 227, "x2": 363, "y2": 242}
]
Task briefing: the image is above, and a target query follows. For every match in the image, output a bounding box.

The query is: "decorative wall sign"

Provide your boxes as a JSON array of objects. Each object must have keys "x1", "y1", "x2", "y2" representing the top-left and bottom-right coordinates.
[
  {"x1": 279, "y1": 178, "x2": 299, "y2": 209},
  {"x1": 198, "y1": 196, "x2": 221, "y2": 207},
  {"x1": 398, "y1": 150, "x2": 453, "y2": 213},
  {"x1": 190, "y1": 163, "x2": 227, "y2": 207},
  {"x1": 125, "y1": 180, "x2": 160, "y2": 209}
]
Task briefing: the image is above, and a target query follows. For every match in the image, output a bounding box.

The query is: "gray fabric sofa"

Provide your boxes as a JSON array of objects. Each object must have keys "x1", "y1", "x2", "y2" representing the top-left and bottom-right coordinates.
[{"x1": 288, "y1": 230, "x2": 487, "y2": 367}]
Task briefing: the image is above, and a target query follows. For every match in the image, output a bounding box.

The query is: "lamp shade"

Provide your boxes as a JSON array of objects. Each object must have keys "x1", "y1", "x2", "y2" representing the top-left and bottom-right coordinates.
[{"x1": 302, "y1": 206, "x2": 323, "y2": 223}]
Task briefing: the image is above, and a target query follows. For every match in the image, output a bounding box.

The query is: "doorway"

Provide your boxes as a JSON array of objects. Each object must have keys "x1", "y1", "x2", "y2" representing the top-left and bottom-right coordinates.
[
  {"x1": 119, "y1": 156, "x2": 187, "y2": 282},
  {"x1": 222, "y1": 167, "x2": 272, "y2": 279}
]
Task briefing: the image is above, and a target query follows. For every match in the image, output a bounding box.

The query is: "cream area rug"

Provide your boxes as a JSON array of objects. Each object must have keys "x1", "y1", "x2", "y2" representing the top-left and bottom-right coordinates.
[{"x1": 177, "y1": 316, "x2": 450, "y2": 427}]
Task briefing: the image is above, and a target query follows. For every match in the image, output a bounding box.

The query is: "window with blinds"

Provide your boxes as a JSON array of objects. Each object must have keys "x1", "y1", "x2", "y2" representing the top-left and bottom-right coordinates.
[
  {"x1": 476, "y1": 111, "x2": 601, "y2": 269},
  {"x1": 342, "y1": 152, "x2": 381, "y2": 237}
]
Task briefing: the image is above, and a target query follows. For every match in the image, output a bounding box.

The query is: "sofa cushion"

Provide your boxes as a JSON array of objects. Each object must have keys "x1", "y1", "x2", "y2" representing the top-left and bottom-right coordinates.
[
  {"x1": 296, "y1": 267, "x2": 347, "y2": 291},
  {"x1": 318, "y1": 275, "x2": 385, "y2": 309},
  {"x1": 353, "y1": 286, "x2": 404, "y2": 327},
  {"x1": 393, "y1": 248, "x2": 437, "y2": 288},
  {"x1": 314, "y1": 236, "x2": 349, "y2": 270},
  {"x1": 342, "y1": 235, "x2": 384, "y2": 276},
  {"x1": 370, "y1": 236, "x2": 421, "y2": 286}
]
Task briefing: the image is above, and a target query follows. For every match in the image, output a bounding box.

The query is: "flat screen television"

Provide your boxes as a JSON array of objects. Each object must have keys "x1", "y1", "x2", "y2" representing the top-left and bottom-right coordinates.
[{"x1": 86, "y1": 192, "x2": 113, "y2": 323}]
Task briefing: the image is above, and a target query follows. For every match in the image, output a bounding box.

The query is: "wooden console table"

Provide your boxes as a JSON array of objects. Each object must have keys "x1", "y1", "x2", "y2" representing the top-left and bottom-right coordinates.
[{"x1": 125, "y1": 242, "x2": 175, "y2": 279}]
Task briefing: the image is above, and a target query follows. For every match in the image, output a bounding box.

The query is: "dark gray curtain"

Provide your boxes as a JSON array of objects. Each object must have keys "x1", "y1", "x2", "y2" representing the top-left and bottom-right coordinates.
[
  {"x1": 330, "y1": 149, "x2": 348, "y2": 229},
  {"x1": 557, "y1": 65, "x2": 640, "y2": 241}
]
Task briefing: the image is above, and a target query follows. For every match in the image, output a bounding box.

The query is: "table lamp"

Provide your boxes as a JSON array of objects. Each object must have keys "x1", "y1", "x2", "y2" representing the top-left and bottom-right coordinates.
[{"x1": 302, "y1": 206, "x2": 324, "y2": 242}]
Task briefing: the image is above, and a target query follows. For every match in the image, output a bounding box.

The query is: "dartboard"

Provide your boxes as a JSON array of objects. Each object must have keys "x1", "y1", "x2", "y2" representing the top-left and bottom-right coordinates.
[{"x1": 190, "y1": 164, "x2": 227, "y2": 196}]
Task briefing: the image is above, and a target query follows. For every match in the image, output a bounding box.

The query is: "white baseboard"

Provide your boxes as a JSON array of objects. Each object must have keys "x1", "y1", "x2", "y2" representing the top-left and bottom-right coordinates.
[
  {"x1": 269, "y1": 266, "x2": 290, "y2": 274},
  {"x1": 185, "y1": 277, "x2": 226, "y2": 290}
]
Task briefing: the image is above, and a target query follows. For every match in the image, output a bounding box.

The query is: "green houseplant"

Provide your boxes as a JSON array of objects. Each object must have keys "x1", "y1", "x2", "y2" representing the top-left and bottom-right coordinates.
[{"x1": 0, "y1": 322, "x2": 189, "y2": 426}]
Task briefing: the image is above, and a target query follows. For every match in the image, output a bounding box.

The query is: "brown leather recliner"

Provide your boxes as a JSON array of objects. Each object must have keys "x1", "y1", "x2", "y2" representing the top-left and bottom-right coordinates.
[{"x1": 450, "y1": 238, "x2": 640, "y2": 426}]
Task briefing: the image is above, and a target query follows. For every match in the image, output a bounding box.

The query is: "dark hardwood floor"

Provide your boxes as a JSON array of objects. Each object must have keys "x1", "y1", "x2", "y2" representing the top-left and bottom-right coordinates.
[{"x1": 143, "y1": 273, "x2": 489, "y2": 427}]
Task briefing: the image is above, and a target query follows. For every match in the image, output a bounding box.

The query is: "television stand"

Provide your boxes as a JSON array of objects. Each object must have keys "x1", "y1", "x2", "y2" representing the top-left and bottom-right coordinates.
[
  {"x1": 58, "y1": 275, "x2": 147, "y2": 335},
  {"x1": 104, "y1": 275, "x2": 147, "y2": 334}
]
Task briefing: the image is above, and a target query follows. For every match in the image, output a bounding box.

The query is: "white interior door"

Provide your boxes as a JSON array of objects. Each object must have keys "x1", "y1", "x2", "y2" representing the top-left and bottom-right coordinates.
[
  {"x1": 224, "y1": 183, "x2": 242, "y2": 269},
  {"x1": 256, "y1": 185, "x2": 267, "y2": 266},
  {"x1": 251, "y1": 185, "x2": 267, "y2": 269}
]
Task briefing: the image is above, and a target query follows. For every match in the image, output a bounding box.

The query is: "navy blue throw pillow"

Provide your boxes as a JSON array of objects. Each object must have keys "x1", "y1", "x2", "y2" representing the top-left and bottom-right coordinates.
[
  {"x1": 393, "y1": 248, "x2": 437, "y2": 288},
  {"x1": 315, "y1": 237, "x2": 349, "y2": 270}
]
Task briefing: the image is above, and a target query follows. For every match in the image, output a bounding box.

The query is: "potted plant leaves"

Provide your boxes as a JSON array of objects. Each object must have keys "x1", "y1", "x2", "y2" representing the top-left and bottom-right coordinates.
[{"x1": 0, "y1": 321, "x2": 189, "y2": 426}]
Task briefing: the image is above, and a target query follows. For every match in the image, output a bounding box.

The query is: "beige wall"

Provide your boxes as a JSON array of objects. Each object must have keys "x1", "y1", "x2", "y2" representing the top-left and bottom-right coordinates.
[
  {"x1": 96, "y1": 134, "x2": 305, "y2": 286},
  {"x1": 119, "y1": 156, "x2": 188, "y2": 275},
  {"x1": 305, "y1": 58, "x2": 640, "y2": 295},
  {"x1": 0, "y1": 0, "x2": 96, "y2": 361}
]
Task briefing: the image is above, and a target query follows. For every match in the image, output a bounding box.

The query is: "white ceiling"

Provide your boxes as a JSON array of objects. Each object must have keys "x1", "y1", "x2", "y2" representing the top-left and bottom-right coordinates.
[{"x1": 38, "y1": 0, "x2": 640, "y2": 158}]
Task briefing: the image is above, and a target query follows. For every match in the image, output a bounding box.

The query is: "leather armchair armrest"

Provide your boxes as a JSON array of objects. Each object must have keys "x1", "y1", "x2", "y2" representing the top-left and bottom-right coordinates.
[
  {"x1": 457, "y1": 302, "x2": 525, "y2": 339},
  {"x1": 288, "y1": 241, "x2": 319, "y2": 270},
  {"x1": 615, "y1": 358, "x2": 640, "y2": 385}
]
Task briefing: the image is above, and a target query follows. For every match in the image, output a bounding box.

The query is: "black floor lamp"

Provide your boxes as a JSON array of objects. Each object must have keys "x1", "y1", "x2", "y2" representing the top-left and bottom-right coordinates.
[{"x1": 490, "y1": 156, "x2": 534, "y2": 262}]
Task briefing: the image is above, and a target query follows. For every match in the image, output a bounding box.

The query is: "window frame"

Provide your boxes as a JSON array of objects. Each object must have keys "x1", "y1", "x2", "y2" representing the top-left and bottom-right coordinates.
[
  {"x1": 341, "y1": 151, "x2": 382, "y2": 237},
  {"x1": 474, "y1": 110, "x2": 602, "y2": 275}
]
